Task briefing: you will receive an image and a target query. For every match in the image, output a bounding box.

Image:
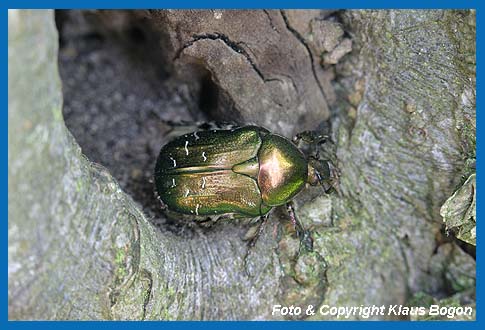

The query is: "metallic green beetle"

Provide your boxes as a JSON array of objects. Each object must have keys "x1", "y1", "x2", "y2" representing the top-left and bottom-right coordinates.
[{"x1": 154, "y1": 125, "x2": 328, "y2": 222}]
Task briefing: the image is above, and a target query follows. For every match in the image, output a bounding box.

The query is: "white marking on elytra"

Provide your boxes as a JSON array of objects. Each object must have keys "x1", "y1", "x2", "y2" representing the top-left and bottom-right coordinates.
[
  {"x1": 171, "y1": 178, "x2": 176, "y2": 188},
  {"x1": 195, "y1": 204, "x2": 200, "y2": 215},
  {"x1": 169, "y1": 156, "x2": 177, "y2": 167},
  {"x1": 193, "y1": 132, "x2": 199, "y2": 140},
  {"x1": 201, "y1": 177, "x2": 206, "y2": 189},
  {"x1": 184, "y1": 189, "x2": 190, "y2": 197},
  {"x1": 184, "y1": 140, "x2": 189, "y2": 155},
  {"x1": 202, "y1": 151, "x2": 207, "y2": 162}
]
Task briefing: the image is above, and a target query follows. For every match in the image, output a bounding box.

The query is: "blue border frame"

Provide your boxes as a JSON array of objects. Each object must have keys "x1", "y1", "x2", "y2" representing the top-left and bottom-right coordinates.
[
  {"x1": 1, "y1": 0, "x2": 480, "y2": 9},
  {"x1": 4, "y1": 0, "x2": 480, "y2": 328}
]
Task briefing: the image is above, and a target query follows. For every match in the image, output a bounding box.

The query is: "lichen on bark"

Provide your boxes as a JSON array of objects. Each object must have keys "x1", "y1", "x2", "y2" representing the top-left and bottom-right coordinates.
[{"x1": 9, "y1": 9, "x2": 475, "y2": 320}]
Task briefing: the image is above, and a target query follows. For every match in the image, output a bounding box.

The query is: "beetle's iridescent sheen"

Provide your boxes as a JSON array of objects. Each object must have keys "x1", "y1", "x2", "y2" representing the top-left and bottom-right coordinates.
[{"x1": 154, "y1": 125, "x2": 323, "y2": 218}]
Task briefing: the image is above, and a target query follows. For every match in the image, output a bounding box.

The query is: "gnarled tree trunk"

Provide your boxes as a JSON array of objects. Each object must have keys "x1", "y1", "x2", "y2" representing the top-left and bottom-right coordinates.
[{"x1": 9, "y1": 9, "x2": 475, "y2": 320}]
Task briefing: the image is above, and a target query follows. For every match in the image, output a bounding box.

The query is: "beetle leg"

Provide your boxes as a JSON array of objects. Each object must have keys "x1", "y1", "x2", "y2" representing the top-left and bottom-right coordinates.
[
  {"x1": 286, "y1": 202, "x2": 313, "y2": 252},
  {"x1": 293, "y1": 130, "x2": 329, "y2": 146},
  {"x1": 286, "y1": 201, "x2": 302, "y2": 234},
  {"x1": 293, "y1": 131, "x2": 330, "y2": 165},
  {"x1": 243, "y1": 214, "x2": 268, "y2": 276},
  {"x1": 154, "y1": 190, "x2": 168, "y2": 210}
]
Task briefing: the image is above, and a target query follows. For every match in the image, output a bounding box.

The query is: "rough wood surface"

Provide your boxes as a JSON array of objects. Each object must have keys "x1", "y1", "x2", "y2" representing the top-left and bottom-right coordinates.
[
  {"x1": 8, "y1": 10, "x2": 475, "y2": 320},
  {"x1": 149, "y1": 10, "x2": 334, "y2": 136}
]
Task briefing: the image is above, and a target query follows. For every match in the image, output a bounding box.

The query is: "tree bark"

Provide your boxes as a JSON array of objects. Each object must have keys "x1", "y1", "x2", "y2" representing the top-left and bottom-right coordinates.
[{"x1": 8, "y1": 9, "x2": 475, "y2": 320}]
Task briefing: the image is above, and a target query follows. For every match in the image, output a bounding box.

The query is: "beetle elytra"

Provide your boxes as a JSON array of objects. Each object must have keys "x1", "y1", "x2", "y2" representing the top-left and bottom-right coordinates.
[{"x1": 154, "y1": 124, "x2": 331, "y2": 272}]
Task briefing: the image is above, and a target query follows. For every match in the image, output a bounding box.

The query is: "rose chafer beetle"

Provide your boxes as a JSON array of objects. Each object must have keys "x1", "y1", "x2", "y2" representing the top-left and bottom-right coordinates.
[{"x1": 154, "y1": 125, "x2": 330, "y2": 268}]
